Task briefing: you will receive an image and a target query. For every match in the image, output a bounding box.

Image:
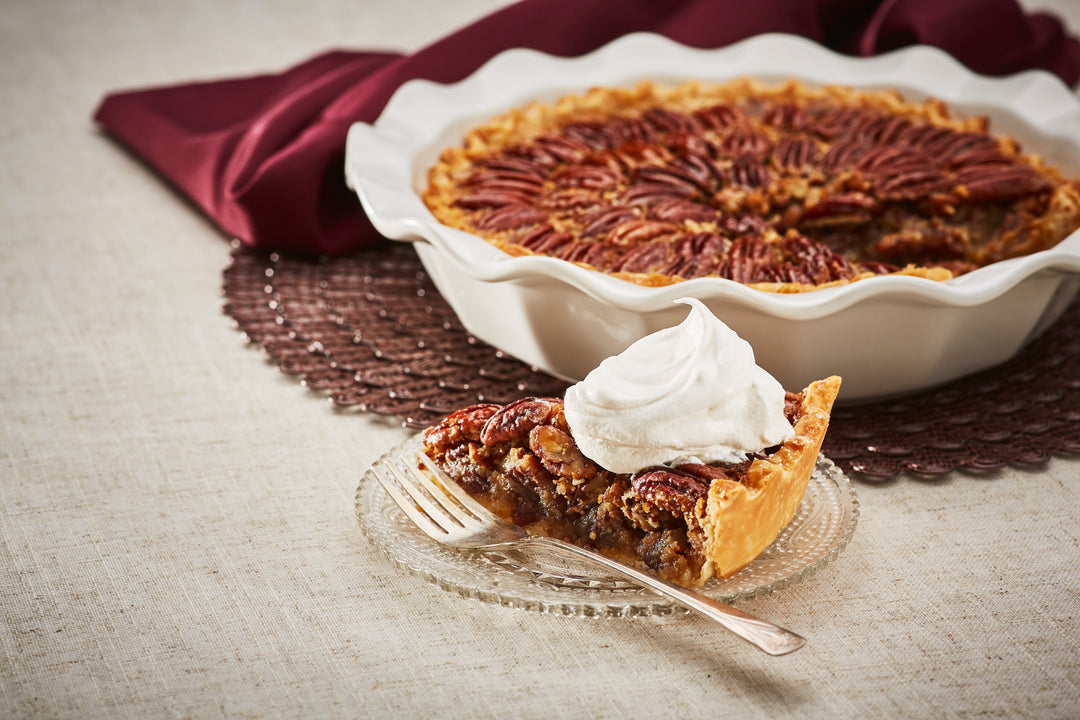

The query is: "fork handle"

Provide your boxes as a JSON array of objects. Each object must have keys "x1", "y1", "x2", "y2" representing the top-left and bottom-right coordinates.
[{"x1": 530, "y1": 536, "x2": 806, "y2": 656}]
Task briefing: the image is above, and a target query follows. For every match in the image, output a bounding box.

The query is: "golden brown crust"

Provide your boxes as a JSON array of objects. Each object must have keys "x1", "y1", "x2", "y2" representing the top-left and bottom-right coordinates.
[{"x1": 701, "y1": 375, "x2": 842, "y2": 579}]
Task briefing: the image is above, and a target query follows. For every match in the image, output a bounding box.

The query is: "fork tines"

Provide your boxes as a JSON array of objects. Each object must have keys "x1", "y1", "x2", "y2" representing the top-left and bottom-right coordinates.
[{"x1": 372, "y1": 453, "x2": 484, "y2": 538}]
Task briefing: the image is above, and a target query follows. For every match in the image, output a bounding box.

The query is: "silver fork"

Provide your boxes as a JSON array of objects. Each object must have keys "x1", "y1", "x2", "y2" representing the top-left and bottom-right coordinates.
[{"x1": 373, "y1": 452, "x2": 806, "y2": 656}]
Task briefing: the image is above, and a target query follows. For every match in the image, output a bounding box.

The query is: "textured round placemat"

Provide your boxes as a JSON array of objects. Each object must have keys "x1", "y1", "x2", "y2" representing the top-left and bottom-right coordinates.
[{"x1": 222, "y1": 242, "x2": 1080, "y2": 479}]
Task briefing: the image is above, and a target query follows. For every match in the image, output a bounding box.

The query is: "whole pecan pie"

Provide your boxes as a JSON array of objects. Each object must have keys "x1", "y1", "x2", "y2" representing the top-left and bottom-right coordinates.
[
  {"x1": 423, "y1": 79, "x2": 1080, "y2": 291},
  {"x1": 420, "y1": 376, "x2": 841, "y2": 587}
]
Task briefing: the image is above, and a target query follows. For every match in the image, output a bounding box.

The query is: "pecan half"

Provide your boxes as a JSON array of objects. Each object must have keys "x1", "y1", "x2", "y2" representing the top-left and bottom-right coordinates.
[
  {"x1": 479, "y1": 397, "x2": 562, "y2": 446},
  {"x1": 649, "y1": 198, "x2": 719, "y2": 223},
  {"x1": 860, "y1": 260, "x2": 901, "y2": 275},
  {"x1": 807, "y1": 105, "x2": 865, "y2": 139},
  {"x1": 762, "y1": 102, "x2": 808, "y2": 131},
  {"x1": 530, "y1": 424, "x2": 596, "y2": 480},
  {"x1": 643, "y1": 106, "x2": 701, "y2": 134},
  {"x1": 605, "y1": 219, "x2": 679, "y2": 247},
  {"x1": 945, "y1": 147, "x2": 1012, "y2": 169},
  {"x1": 923, "y1": 131, "x2": 999, "y2": 164},
  {"x1": 533, "y1": 134, "x2": 590, "y2": 164},
  {"x1": 774, "y1": 135, "x2": 820, "y2": 171},
  {"x1": 612, "y1": 139, "x2": 671, "y2": 166},
  {"x1": 454, "y1": 189, "x2": 537, "y2": 210},
  {"x1": 675, "y1": 231, "x2": 727, "y2": 258},
  {"x1": 853, "y1": 114, "x2": 912, "y2": 145},
  {"x1": 669, "y1": 130, "x2": 714, "y2": 158},
  {"x1": 659, "y1": 254, "x2": 718, "y2": 279},
  {"x1": 580, "y1": 205, "x2": 638, "y2": 238},
  {"x1": 423, "y1": 403, "x2": 501, "y2": 448},
  {"x1": 463, "y1": 168, "x2": 545, "y2": 195},
  {"x1": 560, "y1": 121, "x2": 617, "y2": 151},
  {"x1": 672, "y1": 154, "x2": 724, "y2": 189},
  {"x1": 555, "y1": 164, "x2": 623, "y2": 190},
  {"x1": 874, "y1": 227, "x2": 967, "y2": 262},
  {"x1": 800, "y1": 192, "x2": 879, "y2": 226},
  {"x1": 609, "y1": 117, "x2": 659, "y2": 146},
  {"x1": 820, "y1": 139, "x2": 871, "y2": 171},
  {"x1": 955, "y1": 164, "x2": 1051, "y2": 203},
  {"x1": 781, "y1": 234, "x2": 856, "y2": 284},
  {"x1": 718, "y1": 130, "x2": 771, "y2": 158},
  {"x1": 718, "y1": 213, "x2": 767, "y2": 236},
  {"x1": 473, "y1": 204, "x2": 549, "y2": 231},
  {"x1": 693, "y1": 103, "x2": 745, "y2": 131},
  {"x1": 629, "y1": 467, "x2": 709, "y2": 518},
  {"x1": 503, "y1": 143, "x2": 559, "y2": 168},
  {"x1": 726, "y1": 156, "x2": 771, "y2": 187},
  {"x1": 582, "y1": 150, "x2": 629, "y2": 173},
  {"x1": 478, "y1": 157, "x2": 552, "y2": 179},
  {"x1": 559, "y1": 240, "x2": 617, "y2": 268},
  {"x1": 540, "y1": 190, "x2": 603, "y2": 211},
  {"x1": 896, "y1": 123, "x2": 954, "y2": 151},
  {"x1": 518, "y1": 224, "x2": 573, "y2": 254},
  {"x1": 856, "y1": 146, "x2": 931, "y2": 177},
  {"x1": 876, "y1": 168, "x2": 948, "y2": 201},
  {"x1": 718, "y1": 235, "x2": 777, "y2": 284},
  {"x1": 678, "y1": 462, "x2": 749, "y2": 483},
  {"x1": 633, "y1": 164, "x2": 707, "y2": 194},
  {"x1": 620, "y1": 182, "x2": 694, "y2": 206},
  {"x1": 611, "y1": 242, "x2": 671, "y2": 273}
]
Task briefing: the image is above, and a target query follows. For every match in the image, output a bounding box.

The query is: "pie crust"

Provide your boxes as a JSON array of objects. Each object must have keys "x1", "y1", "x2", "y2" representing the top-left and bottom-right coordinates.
[
  {"x1": 423, "y1": 78, "x2": 1080, "y2": 292},
  {"x1": 420, "y1": 376, "x2": 842, "y2": 587}
]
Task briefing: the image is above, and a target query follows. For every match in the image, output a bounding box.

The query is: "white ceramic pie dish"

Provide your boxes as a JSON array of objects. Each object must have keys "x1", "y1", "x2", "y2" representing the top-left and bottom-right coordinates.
[{"x1": 344, "y1": 32, "x2": 1080, "y2": 402}]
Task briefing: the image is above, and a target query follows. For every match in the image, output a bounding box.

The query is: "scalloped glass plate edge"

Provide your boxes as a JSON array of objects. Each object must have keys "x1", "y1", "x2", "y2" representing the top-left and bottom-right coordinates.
[{"x1": 355, "y1": 435, "x2": 859, "y2": 618}]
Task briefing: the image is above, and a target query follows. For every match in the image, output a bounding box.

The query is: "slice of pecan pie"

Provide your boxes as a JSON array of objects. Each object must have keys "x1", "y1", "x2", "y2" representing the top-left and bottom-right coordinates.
[
  {"x1": 423, "y1": 78, "x2": 1080, "y2": 292},
  {"x1": 420, "y1": 375, "x2": 841, "y2": 588}
]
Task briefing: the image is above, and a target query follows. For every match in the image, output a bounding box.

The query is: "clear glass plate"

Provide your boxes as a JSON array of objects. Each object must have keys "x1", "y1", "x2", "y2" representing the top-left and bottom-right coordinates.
[{"x1": 355, "y1": 435, "x2": 859, "y2": 617}]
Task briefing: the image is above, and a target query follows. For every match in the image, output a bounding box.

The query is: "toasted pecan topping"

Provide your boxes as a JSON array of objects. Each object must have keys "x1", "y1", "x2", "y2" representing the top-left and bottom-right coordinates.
[{"x1": 425, "y1": 79, "x2": 1080, "y2": 291}]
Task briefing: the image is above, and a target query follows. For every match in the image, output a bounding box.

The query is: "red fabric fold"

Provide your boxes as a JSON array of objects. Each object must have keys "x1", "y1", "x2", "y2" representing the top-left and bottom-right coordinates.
[{"x1": 93, "y1": 0, "x2": 1080, "y2": 256}]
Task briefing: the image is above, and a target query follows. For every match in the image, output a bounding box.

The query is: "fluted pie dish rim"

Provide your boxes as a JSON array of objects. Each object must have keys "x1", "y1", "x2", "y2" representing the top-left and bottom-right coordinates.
[{"x1": 344, "y1": 32, "x2": 1080, "y2": 400}]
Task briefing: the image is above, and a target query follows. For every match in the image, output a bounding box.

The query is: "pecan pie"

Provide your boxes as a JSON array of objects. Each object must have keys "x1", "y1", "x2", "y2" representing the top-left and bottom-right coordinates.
[
  {"x1": 420, "y1": 376, "x2": 841, "y2": 588},
  {"x1": 423, "y1": 78, "x2": 1080, "y2": 291}
]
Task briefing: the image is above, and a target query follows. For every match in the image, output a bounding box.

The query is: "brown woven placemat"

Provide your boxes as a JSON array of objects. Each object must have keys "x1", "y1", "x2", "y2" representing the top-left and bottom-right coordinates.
[{"x1": 222, "y1": 242, "x2": 1080, "y2": 479}]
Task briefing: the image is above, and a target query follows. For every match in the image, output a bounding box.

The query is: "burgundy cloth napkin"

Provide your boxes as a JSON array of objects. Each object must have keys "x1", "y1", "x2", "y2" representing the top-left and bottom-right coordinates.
[{"x1": 94, "y1": 0, "x2": 1080, "y2": 256}]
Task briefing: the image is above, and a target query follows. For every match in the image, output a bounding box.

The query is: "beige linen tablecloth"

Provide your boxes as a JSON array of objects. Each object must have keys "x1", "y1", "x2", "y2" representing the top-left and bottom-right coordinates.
[{"x1": 2, "y1": 1, "x2": 1078, "y2": 717}]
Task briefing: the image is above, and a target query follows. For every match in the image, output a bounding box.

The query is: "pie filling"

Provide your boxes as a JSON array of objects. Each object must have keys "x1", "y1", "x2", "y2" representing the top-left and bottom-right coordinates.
[
  {"x1": 420, "y1": 376, "x2": 841, "y2": 587},
  {"x1": 423, "y1": 79, "x2": 1080, "y2": 292}
]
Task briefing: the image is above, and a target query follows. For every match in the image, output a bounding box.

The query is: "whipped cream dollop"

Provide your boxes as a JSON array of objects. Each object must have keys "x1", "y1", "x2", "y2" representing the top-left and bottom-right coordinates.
[{"x1": 563, "y1": 298, "x2": 793, "y2": 474}]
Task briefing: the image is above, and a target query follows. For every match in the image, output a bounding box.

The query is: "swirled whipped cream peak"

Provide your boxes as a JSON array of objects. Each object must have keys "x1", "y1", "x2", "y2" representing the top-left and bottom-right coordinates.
[{"x1": 562, "y1": 298, "x2": 793, "y2": 474}]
